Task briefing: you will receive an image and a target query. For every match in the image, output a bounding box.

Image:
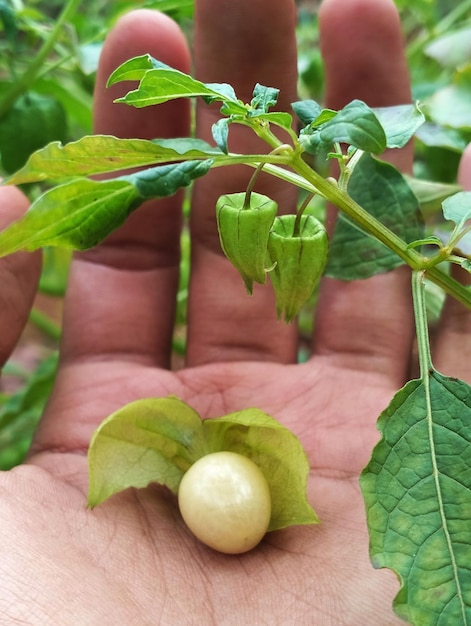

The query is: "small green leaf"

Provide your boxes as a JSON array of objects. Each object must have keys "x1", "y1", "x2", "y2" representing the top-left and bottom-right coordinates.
[
  {"x1": 372, "y1": 103, "x2": 425, "y2": 149},
  {"x1": 202, "y1": 409, "x2": 318, "y2": 531},
  {"x1": 106, "y1": 54, "x2": 168, "y2": 86},
  {"x1": 212, "y1": 118, "x2": 231, "y2": 153},
  {"x1": 248, "y1": 111, "x2": 293, "y2": 131},
  {"x1": 88, "y1": 397, "x2": 207, "y2": 507},
  {"x1": 325, "y1": 153, "x2": 423, "y2": 280},
  {"x1": 361, "y1": 372, "x2": 471, "y2": 625},
  {"x1": 442, "y1": 191, "x2": 471, "y2": 229},
  {"x1": 250, "y1": 83, "x2": 279, "y2": 112},
  {"x1": 299, "y1": 100, "x2": 387, "y2": 155},
  {"x1": 291, "y1": 99, "x2": 322, "y2": 126},
  {"x1": 115, "y1": 63, "x2": 238, "y2": 108}
]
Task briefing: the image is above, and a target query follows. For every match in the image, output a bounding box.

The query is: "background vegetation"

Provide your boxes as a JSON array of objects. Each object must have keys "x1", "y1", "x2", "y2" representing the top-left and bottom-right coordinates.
[{"x1": 0, "y1": 0, "x2": 470, "y2": 468}]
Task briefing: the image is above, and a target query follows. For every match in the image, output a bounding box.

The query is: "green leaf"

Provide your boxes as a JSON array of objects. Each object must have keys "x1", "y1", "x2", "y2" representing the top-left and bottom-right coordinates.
[
  {"x1": 360, "y1": 372, "x2": 471, "y2": 625},
  {"x1": 114, "y1": 59, "x2": 239, "y2": 108},
  {"x1": 0, "y1": 178, "x2": 139, "y2": 255},
  {"x1": 0, "y1": 159, "x2": 212, "y2": 256},
  {"x1": 202, "y1": 409, "x2": 318, "y2": 531},
  {"x1": 415, "y1": 122, "x2": 467, "y2": 153},
  {"x1": 405, "y1": 176, "x2": 461, "y2": 218},
  {"x1": 212, "y1": 118, "x2": 231, "y2": 153},
  {"x1": 88, "y1": 397, "x2": 207, "y2": 507},
  {"x1": 425, "y1": 27, "x2": 471, "y2": 69},
  {"x1": 0, "y1": 352, "x2": 58, "y2": 470},
  {"x1": 118, "y1": 159, "x2": 213, "y2": 199},
  {"x1": 106, "y1": 54, "x2": 168, "y2": 85},
  {"x1": 442, "y1": 191, "x2": 471, "y2": 229},
  {"x1": 291, "y1": 99, "x2": 322, "y2": 126},
  {"x1": 372, "y1": 103, "x2": 425, "y2": 149},
  {"x1": 250, "y1": 83, "x2": 279, "y2": 112},
  {"x1": 0, "y1": 0, "x2": 17, "y2": 47},
  {"x1": 299, "y1": 99, "x2": 387, "y2": 154},
  {"x1": 87, "y1": 397, "x2": 318, "y2": 532},
  {"x1": 325, "y1": 153, "x2": 423, "y2": 280},
  {"x1": 0, "y1": 92, "x2": 67, "y2": 174},
  {"x1": 4, "y1": 135, "x2": 219, "y2": 185},
  {"x1": 248, "y1": 111, "x2": 293, "y2": 131},
  {"x1": 0, "y1": 160, "x2": 212, "y2": 255},
  {"x1": 427, "y1": 84, "x2": 471, "y2": 131}
]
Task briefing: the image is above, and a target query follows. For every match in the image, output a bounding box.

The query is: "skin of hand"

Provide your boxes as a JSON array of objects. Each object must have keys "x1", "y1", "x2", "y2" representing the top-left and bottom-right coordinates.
[{"x1": 1, "y1": 1, "x2": 471, "y2": 624}]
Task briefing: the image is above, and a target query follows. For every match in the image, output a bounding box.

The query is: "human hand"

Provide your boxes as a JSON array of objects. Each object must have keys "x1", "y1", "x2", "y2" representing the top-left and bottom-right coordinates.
[{"x1": 2, "y1": 1, "x2": 469, "y2": 624}]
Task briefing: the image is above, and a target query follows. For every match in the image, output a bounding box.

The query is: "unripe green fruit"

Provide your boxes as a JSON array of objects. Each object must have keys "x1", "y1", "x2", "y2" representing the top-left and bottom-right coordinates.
[
  {"x1": 216, "y1": 191, "x2": 277, "y2": 294},
  {"x1": 267, "y1": 213, "x2": 328, "y2": 322},
  {"x1": 178, "y1": 451, "x2": 272, "y2": 554}
]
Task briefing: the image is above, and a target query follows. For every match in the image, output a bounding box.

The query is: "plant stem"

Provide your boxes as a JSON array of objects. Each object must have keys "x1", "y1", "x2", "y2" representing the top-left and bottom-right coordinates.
[
  {"x1": 28, "y1": 308, "x2": 61, "y2": 341},
  {"x1": 288, "y1": 154, "x2": 471, "y2": 310},
  {"x1": 0, "y1": 0, "x2": 82, "y2": 119},
  {"x1": 412, "y1": 270, "x2": 433, "y2": 378}
]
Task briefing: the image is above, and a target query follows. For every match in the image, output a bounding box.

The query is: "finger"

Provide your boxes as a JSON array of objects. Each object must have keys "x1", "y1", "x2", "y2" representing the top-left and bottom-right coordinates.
[
  {"x1": 0, "y1": 187, "x2": 41, "y2": 366},
  {"x1": 313, "y1": 0, "x2": 415, "y2": 385},
  {"x1": 434, "y1": 144, "x2": 471, "y2": 380},
  {"x1": 185, "y1": 0, "x2": 299, "y2": 367},
  {"x1": 60, "y1": 10, "x2": 191, "y2": 369}
]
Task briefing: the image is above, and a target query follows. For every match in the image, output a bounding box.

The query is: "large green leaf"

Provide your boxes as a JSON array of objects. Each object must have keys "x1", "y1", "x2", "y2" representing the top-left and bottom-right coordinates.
[
  {"x1": 325, "y1": 153, "x2": 423, "y2": 279},
  {"x1": 0, "y1": 160, "x2": 212, "y2": 255},
  {"x1": 361, "y1": 372, "x2": 471, "y2": 625},
  {"x1": 0, "y1": 178, "x2": 139, "y2": 255},
  {"x1": 87, "y1": 397, "x2": 318, "y2": 532},
  {"x1": 4, "y1": 135, "x2": 220, "y2": 185}
]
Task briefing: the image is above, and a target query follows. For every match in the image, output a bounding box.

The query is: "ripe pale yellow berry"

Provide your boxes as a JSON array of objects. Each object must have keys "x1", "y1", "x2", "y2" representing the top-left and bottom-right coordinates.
[{"x1": 178, "y1": 451, "x2": 271, "y2": 554}]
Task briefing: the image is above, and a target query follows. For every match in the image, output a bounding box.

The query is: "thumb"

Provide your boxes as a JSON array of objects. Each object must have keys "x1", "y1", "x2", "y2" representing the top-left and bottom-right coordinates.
[{"x1": 0, "y1": 186, "x2": 42, "y2": 366}]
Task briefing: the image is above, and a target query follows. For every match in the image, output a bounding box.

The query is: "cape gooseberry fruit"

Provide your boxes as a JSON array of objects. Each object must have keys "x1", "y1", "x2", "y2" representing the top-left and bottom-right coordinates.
[{"x1": 178, "y1": 451, "x2": 272, "y2": 554}]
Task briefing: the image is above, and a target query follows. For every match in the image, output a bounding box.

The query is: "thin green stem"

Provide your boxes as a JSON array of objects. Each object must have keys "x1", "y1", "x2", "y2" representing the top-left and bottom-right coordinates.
[
  {"x1": 293, "y1": 193, "x2": 315, "y2": 237},
  {"x1": 244, "y1": 162, "x2": 265, "y2": 209},
  {"x1": 28, "y1": 308, "x2": 61, "y2": 341},
  {"x1": 412, "y1": 270, "x2": 433, "y2": 378},
  {"x1": 0, "y1": 0, "x2": 82, "y2": 119}
]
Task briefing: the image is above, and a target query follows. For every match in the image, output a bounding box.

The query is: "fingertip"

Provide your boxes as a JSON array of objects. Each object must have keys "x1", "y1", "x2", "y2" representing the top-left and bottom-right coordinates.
[
  {"x1": 458, "y1": 144, "x2": 471, "y2": 190},
  {"x1": 319, "y1": 0, "x2": 410, "y2": 109},
  {"x1": 0, "y1": 186, "x2": 41, "y2": 366},
  {"x1": 94, "y1": 9, "x2": 191, "y2": 137},
  {"x1": 0, "y1": 185, "x2": 30, "y2": 226}
]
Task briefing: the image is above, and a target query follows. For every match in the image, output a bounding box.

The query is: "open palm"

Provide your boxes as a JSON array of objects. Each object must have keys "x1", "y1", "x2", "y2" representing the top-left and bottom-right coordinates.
[{"x1": 2, "y1": 2, "x2": 470, "y2": 624}]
